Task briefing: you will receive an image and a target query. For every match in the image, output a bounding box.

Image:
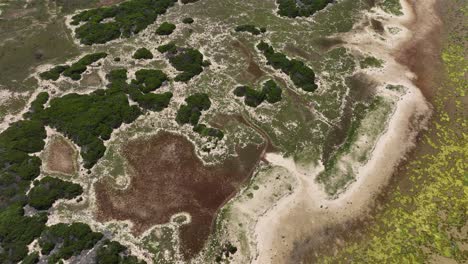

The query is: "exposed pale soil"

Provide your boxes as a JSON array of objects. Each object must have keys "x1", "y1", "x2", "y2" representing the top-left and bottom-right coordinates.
[{"x1": 45, "y1": 135, "x2": 77, "y2": 175}]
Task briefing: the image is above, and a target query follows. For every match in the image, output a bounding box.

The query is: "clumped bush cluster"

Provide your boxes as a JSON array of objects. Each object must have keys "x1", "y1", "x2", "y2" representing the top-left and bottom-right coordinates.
[
  {"x1": 182, "y1": 17, "x2": 194, "y2": 24},
  {"x1": 234, "y1": 79, "x2": 282, "y2": 107},
  {"x1": 71, "y1": 0, "x2": 178, "y2": 45},
  {"x1": 28, "y1": 176, "x2": 83, "y2": 210},
  {"x1": 133, "y1": 48, "x2": 153, "y2": 60},
  {"x1": 39, "y1": 65, "x2": 69, "y2": 81},
  {"x1": 40, "y1": 52, "x2": 107, "y2": 81},
  {"x1": 39, "y1": 222, "x2": 103, "y2": 263},
  {"x1": 159, "y1": 45, "x2": 207, "y2": 82},
  {"x1": 276, "y1": 0, "x2": 333, "y2": 18},
  {"x1": 235, "y1": 24, "x2": 266, "y2": 35},
  {"x1": 156, "y1": 22, "x2": 176, "y2": 35},
  {"x1": 96, "y1": 240, "x2": 145, "y2": 264},
  {"x1": 176, "y1": 93, "x2": 224, "y2": 139},
  {"x1": 257, "y1": 41, "x2": 318, "y2": 92}
]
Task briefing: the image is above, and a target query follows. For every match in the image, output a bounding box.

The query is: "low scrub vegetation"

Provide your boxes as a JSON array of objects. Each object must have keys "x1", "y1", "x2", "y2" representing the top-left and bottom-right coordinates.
[
  {"x1": 176, "y1": 93, "x2": 223, "y2": 139},
  {"x1": 133, "y1": 48, "x2": 153, "y2": 60},
  {"x1": 257, "y1": 41, "x2": 318, "y2": 92},
  {"x1": 276, "y1": 0, "x2": 333, "y2": 18},
  {"x1": 156, "y1": 22, "x2": 176, "y2": 35},
  {"x1": 235, "y1": 24, "x2": 266, "y2": 35},
  {"x1": 40, "y1": 52, "x2": 107, "y2": 81},
  {"x1": 234, "y1": 79, "x2": 282, "y2": 107},
  {"x1": 71, "y1": 0, "x2": 178, "y2": 45},
  {"x1": 28, "y1": 176, "x2": 83, "y2": 210}
]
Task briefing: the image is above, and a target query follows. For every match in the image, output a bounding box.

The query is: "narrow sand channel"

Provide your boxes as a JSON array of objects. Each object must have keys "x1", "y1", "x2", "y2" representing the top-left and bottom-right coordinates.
[{"x1": 252, "y1": 0, "x2": 440, "y2": 263}]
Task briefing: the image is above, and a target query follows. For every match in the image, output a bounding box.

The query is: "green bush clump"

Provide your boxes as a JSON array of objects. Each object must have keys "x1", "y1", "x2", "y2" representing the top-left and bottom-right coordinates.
[
  {"x1": 235, "y1": 24, "x2": 265, "y2": 35},
  {"x1": 72, "y1": 0, "x2": 178, "y2": 45},
  {"x1": 36, "y1": 89, "x2": 141, "y2": 169},
  {"x1": 28, "y1": 176, "x2": 83, "y2": 210},
  {"x1": 157, "y1": 42, "x2": 177, "y2": 53},
  {"x1": 39, "y1": 222, "x2": 103, "y2": 262},
  {"x1": 168, "y1": 48, "x2": 205, "y2": 82},
  {"x1": 276, "y1": 0, "x2": 333, "y2": 18},
  {"x1": 182, "y1": 17, "x2": 194, "y2": 24},
  {"x1": 96, "y1": 240, "x2": 146, "y2": 264},
  {"x1": 21, "y1": 252, "x2": 39, "y2": 264},
  {"x1": 62, "y1": 52, "x2": 108, "y2": 80},
  {"x1": 181, "y1": 0, "x2": 200, "y2": 3},
  {"x1": 127, "y1": 88, "x2": 173, "y2": 111},
  {"x1": 131, "y1": 69, "x2": 168, "y2": 93},
  {"x1": 39, "y1": 65, "x2": 69, "y2": 81},
  {"x1": 0, "y1": 204, "x2": 47, "y2": 263},
  {"x1": 23, "y1": 92, "x2": 49, "y2": 119},
  {"x1": 176, "y1": 93, "x2": 223, "y2": 139},
  {"x1": 0, "y1": 120, "x2": 46, "y2": 208},
  {"x1": 257, "y1": 41, "x2": 317, "y2": 92},
  {"x1": 234, "y1": 80, "x2": 282, "y2": 107},
  {"x1": 156, "y1": 22, "x2": 176, "y2": 35},
  {"x1": 133, "y1": 48, "x2": 153, "y2": 60}
]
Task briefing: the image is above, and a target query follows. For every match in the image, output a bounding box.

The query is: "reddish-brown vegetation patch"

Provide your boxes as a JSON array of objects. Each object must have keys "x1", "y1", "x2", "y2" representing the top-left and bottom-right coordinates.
[
  {"x1": 95, "y1": 132, "x2": 262, "y2": 259},
  {"x1": 45, "y1": 136, "x2": 77, "y2": 175}
]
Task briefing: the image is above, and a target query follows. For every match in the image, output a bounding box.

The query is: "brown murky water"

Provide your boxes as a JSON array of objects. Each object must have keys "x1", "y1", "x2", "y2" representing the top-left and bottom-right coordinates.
[{"x1": 95, "y1": 131, "x2": 263, "y2": 259}]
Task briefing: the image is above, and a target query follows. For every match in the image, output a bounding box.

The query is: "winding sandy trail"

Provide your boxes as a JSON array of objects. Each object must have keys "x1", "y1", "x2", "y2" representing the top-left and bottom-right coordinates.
[{"x1": 252, "y1": 0, "x2": 441, "y2": 263}]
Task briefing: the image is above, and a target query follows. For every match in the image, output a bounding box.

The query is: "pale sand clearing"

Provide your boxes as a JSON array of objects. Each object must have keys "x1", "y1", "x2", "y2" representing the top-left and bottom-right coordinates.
[{"x1": 251, "y1": 0, "x2": 439, "y2": 263}]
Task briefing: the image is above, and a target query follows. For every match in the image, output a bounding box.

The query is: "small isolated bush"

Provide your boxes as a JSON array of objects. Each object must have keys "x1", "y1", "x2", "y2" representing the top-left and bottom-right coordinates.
[
  {"x1": 182, "y1": 17, "x2": 194, "y2": 24},
  {"x1": 39, "y1": 65, "x2": 69, "y2": 81},
  {"x1": 157, "y1": 42, "x2": 177, "y2": 53},
  {"x1": 235, "y1": 24, "x2": 264, "y2": 35},
  {"x1": 156, "y1": 22, "x2": 176, "y2": 35},
  {"x1": 133, "y1": 48, "x2": 153, "y2": 60}
]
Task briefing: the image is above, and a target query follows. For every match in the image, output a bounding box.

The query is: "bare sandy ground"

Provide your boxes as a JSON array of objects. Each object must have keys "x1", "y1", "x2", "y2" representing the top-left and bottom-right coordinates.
[{"x1": 251, "y1": 0, "x2": 440, "y2": 263}]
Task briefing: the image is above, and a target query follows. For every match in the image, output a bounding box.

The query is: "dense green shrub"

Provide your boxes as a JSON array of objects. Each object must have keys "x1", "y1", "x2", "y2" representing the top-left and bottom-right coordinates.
[
  {"x1": 95, "y1": 240, "x2": 146, "y2": 264},
  {"x1": 23, "y1": 92, "x2": 49, "y2": 119},
  {"x1": 276, "y1": 0, "x2": 333, "y2": 18},
  {"x1": 176, "y1": 93, "x2": 223, "y2": 139},
  {"x1": 235, "y1": 24, "x2": 265, "y2": 35},
  {"x1": 28, "y1": 176, "x2": 83, "y2": 210},
  {"x1": 180, "y1": 0, "x2": 200, "y2": 3},
  {"x1": 39, "y1": 222, "x2": 103, "y2": 262},
  {"x1": 39, "y1": 65, "x2": 69, "y2": 81},
  {"x1": 157, "y1": 42, "x2": 177, "y2": 53},
  {"x1": 128, "y1": 89, "x2": 173, "y2": 111},
  {"x1": 156, "y1": 22, "x2": 176, "y2": 35},
  {"x1": 0, "y1": 204, "x2": 47, "y2": 263},
  {"x1": 61, "y1": 52, "x2": 108, "y2": 80},
  {"x1": 0, "y1": 120, "x2": 46, "y2": 208},
  {"x1": 168, "y1": 48, "x2": 205, "y2": 82},
  {"x1": 133, "y1": 48, "x2": 153, "y2": 60},
  {"x1": 37, "y1": 89, "x2": 140, "y2": 168},
  {"x1": 132, "y1": 69, "x2": 168, "y2": 93},
  {"x1": 257, "y1": 41, "x2": 317, "y2": 92},
  {"x1": 21, "y1": 252, "x2": 39, "y2": 264},
  {"x1": 234, "y1": 80, "x2": 282, "y2": 107},
  {"x1": 182, "y1": 17, "x2": 194, "y2": 24},
  {"x1": 72, "y1": 0, "x2": 178, "y2": 45}
]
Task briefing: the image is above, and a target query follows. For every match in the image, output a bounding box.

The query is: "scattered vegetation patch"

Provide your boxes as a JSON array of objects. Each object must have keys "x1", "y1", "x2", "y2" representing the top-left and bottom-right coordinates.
[
  {"x1": 234, "y1": 79, "x2": 282, "y2": 107},
  {"x1": 96, "y1": 240, "x2": 146, "y2": 264},
  {"x1": 62, "y1": 52, "x2": 108, "y2": 80},
  {"x1": 234, "y1": 24, "x2": 266, "y2": 35},
  {"x1": 276, "y1": 0, "x2": 333, "y2": 18},
  {"x1": 156, "y1": 22, "x2": 176, "y2": 35},
  {"x1": 0, "y1": 204, "x2": 47, "y2": 263},
  {"x1": 160, "y1": 45, "x2": 207, "y2": 82},
  {"x1": 71, "y1": 0, "x2": 178, "y2": 45},
  {"x1": 215, "y1": 242, "x2": 238, "y2": 262},
  {"x1": 36, "y1": 89, "x2": 141, "y2": 169},
  {"x1": 379, "y1": 0, "x2": 403, "y2": 16},
  {"x1": 176, "y1": 93, "x2": 223, "y2": 139},
  {"x1": 157, "y1": 42, "x2": 177, "y2": 53},
  {"x1": 182, "y1": 17, "x2": 194, "y2": 24},
  {"x1": 131, "y1": 69, "x2": 168, "y2": 93},
  {"x1": 40, "y1": 53, "x2": 107, "y2": 81},
  {"x1": 360, "y1": 56, "x2": 384, "y2": 69},
  {"x1": 39, "y1": 222, "x2": 103, "y2": 262},
  {"x1": 28, "y1": 176, "x2": 83, "y2": 210},
  {"x1": 0, "y1": 119, "x2": 46, "y2": 208},
  {"x1": 133, "y1": 48, "x2": 153, "y2": 60},
  {"x1": 257, "y1": 41, "x2": 318, "y2": 92},
  {"x1": 39, "y1": 65, "x2": 69, "y2": 81}
]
